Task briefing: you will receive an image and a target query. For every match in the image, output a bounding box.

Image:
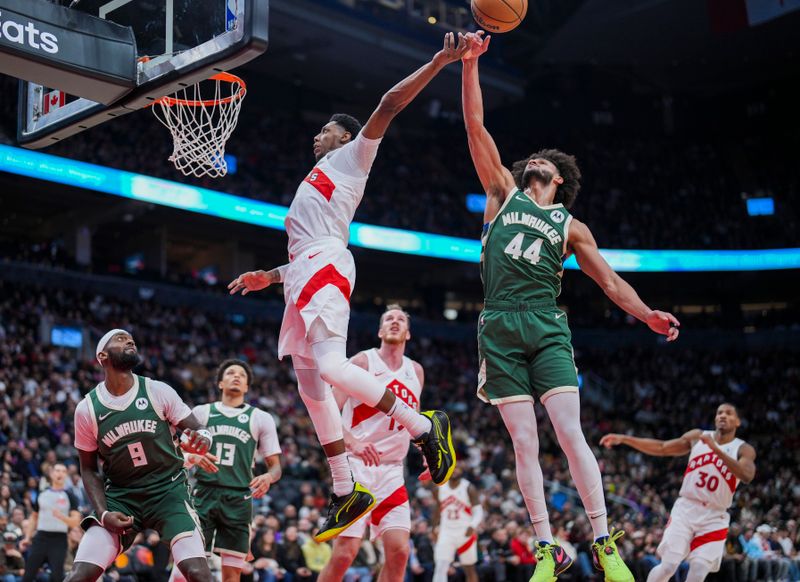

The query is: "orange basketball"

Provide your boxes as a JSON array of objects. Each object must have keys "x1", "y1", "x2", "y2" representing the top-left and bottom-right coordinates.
[{"x1": 471, "y1": 0, "x2": 527, "y2": 33}]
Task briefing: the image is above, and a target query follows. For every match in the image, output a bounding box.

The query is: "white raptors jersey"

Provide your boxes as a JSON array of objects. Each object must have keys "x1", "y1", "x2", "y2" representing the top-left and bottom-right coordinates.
[
  {"x1": 285, "y1": 134, "x2": 379, "y2": 258},
  {"x1": 679, "y1": 431, "x2": 745, "y2": 510},
  {"x1": 439, "y1": 479, "x2": 473, "y2": 531},
  {"x1": 341, "y1": 349, "x2": 422, "y2": 464}
]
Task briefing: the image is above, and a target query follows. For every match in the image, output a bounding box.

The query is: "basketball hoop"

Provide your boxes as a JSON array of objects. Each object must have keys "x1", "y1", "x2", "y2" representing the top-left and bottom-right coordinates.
[{"x1": 152, "y1": 72, "x2": 246, "y2": 178}]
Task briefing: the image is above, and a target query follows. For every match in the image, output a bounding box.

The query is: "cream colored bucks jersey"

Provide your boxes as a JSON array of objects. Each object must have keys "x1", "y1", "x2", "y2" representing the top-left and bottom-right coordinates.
[{"x1": 481, "y1": 188, "x2": 572, "y2": 302}]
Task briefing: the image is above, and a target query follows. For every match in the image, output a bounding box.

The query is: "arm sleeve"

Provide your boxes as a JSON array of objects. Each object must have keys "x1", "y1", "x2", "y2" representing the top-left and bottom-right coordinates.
[
  {"x1": 66, "y1": 490, "x2": 79, "y2": 512},
  {"x1": 192, "y1": 404, "x2": 210, "y2": 426},
  {"x1": 73, "y1": 399, "x2": 98, "y2": 452},
  {"x1": 253, "y1": 410, "x2": 282, "y2": 457},
  {"x1": 150, "y1": 380, "x2": 193, "y2": 425},
  {"x1": 326, "y1": 134, "x2": 383, "y2": 177}
]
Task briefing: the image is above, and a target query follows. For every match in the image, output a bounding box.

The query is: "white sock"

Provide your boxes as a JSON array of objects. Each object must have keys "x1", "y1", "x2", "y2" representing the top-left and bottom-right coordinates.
[
  {"x1": 544, "y1": 391, "x2": 609, "y2": 540},
  {"x1": 328, "y1": 452, "x2": 354, "y2": 497},
  {"x1": 387, "y1": 399, "x2": 431, "y2": 439}
]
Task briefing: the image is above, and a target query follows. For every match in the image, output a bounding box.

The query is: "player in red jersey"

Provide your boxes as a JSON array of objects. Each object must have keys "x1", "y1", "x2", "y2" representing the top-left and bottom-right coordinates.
[
  {"x1": 319, "y1": 305, "x2": 423, "y2": 582},
  {"x1": 228, "y1": 35, "x2": 466, "y2": 542},
  {"x1": 601, "y1": 403, "x2": 756, "y2": 582}
]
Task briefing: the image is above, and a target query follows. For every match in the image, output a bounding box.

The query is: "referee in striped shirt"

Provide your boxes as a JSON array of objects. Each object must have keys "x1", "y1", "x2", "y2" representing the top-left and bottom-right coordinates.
[{"x1": 21, "y1": 463, "x2": 81, "y2": 582}]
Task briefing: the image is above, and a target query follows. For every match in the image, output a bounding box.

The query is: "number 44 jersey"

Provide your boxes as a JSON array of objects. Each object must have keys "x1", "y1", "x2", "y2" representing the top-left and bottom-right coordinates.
[{"x1": 679, "y1": 431, "x2": 745, "y2": 510}]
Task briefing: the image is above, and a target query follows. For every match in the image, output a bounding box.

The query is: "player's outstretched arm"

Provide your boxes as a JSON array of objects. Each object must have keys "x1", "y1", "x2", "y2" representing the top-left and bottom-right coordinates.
[
  {"x1": 569, "y1": 220, "x2": 680, "y2": 341},
  {"x1": 462, "y1": 31, "x2": 515, "y2": 222},
  {"x1": 698, "y1": 435, "x2": 757, "y2": 483},
  {"x1": 360, "y1": 32, "x2": 470, "y2": 140},
  {"x1": 600, "y1": 429, "x2": 701, "y2": 457},
  {"x1": 228, "y1": 265, "x2": 288, "y2": 296},
  {"x1": 78, "y1": 449, "x2": 133, "y2": 534}
]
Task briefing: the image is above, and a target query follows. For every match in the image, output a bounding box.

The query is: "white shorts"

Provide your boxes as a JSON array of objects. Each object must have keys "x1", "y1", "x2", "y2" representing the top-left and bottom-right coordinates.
[
  {"x1": 340, "y1": 458, "x2": 410, "y2": 541},
  {"x1": 657, "y1": 497, "x2": 731, "y2": 572},
  {"x1": 278, "y1": 244, "x2": 355, "y2": 361},
  {"x1": 434, "y1": 529, "x2": 478, "y2": 566}
]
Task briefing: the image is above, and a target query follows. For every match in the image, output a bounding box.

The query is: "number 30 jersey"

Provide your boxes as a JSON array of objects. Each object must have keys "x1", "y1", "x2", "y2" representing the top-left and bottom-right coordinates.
[
  {"x1": 680, "y1": 431, "x2": 745, "y2": 510},
  {"x1": 481, "y1": 188, "x2": 573, "y2": 303},
  {"x1": 192, "y1": 403, "x2": 281, "y2": 491},
  {"x1": 341, "y1": 349, "x2": 423, "y2": 464}
]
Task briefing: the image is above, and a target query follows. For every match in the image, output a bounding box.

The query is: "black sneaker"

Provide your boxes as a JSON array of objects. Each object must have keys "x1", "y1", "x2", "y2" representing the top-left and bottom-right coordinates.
[
  {"x1": 313, "y1": 482, "x2": 376, "y2": 543},
  {"x1": 413, "y1": 410, "x2": 456, "y2": 486}
]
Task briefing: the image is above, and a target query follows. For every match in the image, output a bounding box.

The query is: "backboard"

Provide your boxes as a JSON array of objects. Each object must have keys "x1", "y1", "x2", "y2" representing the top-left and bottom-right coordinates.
[{"x1": 17, "y1": 0, "x2": 267, "y2": 148}]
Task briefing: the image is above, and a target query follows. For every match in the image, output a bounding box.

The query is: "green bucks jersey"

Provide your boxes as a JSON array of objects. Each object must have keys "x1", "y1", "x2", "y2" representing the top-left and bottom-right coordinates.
[
  {"x1": 481, "y1": 189, "x2": 573, "y2": 302},
  {"x1": 88, "y1": 375, "x2": 184, "y2": 490},
  {"x1": 194, "y1": 403, "x2": 257, "y2": 491}
]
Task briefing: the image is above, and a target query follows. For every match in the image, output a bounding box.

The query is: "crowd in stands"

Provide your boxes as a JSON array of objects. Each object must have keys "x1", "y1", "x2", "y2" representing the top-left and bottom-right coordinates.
[
  {"x1": 1, "y1": 277, "x2": 799, "y2": 581},
  {"x1": 1, "y1": 73, "x2": 797, "y2": 251}
]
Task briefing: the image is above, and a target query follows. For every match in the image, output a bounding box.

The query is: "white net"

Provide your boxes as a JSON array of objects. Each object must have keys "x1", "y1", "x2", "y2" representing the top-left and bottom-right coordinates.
[{"x1": 152, "y1": 72, "x2": 246, "y2": 178}]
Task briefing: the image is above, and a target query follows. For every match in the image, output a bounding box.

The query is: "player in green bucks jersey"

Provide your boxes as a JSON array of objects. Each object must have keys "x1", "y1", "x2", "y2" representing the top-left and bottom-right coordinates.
[
  {"x1": 180, "y1": 359, "x2": 282, "y2": 582},
  {"x1": 67, "y1": 330, "x2": 214, "y2": 582},
  {"x1": 461, "y1": 32, "x2": 681, "y2": 582}
]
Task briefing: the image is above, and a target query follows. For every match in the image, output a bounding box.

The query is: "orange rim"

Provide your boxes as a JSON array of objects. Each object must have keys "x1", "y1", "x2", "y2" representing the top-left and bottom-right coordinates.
[{"x1": 154, "y1": 72, "x2": 246, "y2": 107}]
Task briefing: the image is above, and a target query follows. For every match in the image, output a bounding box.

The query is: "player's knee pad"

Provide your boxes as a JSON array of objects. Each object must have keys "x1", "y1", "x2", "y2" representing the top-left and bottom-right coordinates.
[
  {"x1": 654, "y1": 558, "x2": 682, "y2": 578},
  {"x1": 73, "y1": 525, "x2": 121, "y2": 572},
  {"x1": 298, "y1": 387, "x2": 343, "y2": 445},
  {"x1": 314, "y1": 349, "x2": 348, "y2": 387},
  {"x1": 220, "y1": 553, "x2": 246, "y2": 570},
  {"x1": 172, "y1": 529, "x2": 207, "y2": 565}
]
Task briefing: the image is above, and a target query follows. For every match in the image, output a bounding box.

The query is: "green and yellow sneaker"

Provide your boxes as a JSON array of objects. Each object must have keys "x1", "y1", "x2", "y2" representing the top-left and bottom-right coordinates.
[
  {"x1": 530, "y1": 542, "x2": 573, "y2": 582},
  {"x1": 314, "y1": 482, "x2": 376, "y2": 543},
  {"x1": 591, "y1": 530, "x2": 634, "y2": 582},
  {"x1": 412, "y1": 410, "x2": 456, "y2": 486}
]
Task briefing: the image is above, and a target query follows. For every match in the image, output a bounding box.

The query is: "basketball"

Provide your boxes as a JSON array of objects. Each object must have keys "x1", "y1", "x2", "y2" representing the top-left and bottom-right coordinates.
[{"x1": 471, "y1": 0, "x2": 527, "y2": 33}]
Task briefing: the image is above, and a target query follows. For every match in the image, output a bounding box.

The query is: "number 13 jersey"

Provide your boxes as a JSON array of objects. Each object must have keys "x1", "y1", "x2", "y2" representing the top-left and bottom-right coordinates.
[
  {"x1": 341, "y1": 349, "x2": 422, "y2": 464},
  {"x1": 680, "y1": 431, "x2": 745, "y2": 510}
]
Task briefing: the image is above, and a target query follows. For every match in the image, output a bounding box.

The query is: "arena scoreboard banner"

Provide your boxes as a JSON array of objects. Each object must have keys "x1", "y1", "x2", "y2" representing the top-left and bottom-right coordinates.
[{"x1": 1, "y1": 144, "x2": 799, "y2": 272}]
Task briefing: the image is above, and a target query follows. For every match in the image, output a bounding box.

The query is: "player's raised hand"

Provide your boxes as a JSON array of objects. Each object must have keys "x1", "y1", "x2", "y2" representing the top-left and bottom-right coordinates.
[
  {"x1": 228, "y1": 270, "x2": 272, "y2": 296},
  {"x1": 462, "y1": 30, "x2": 491, "y2": 61},
  {"x1": 698, "y1": 433, "x2": 719, "y2": 451},
  {"x1": 180, "y1": 428, "x2": 212, "y2": 455},
  {"x1": 249, "y1": 474, "x2": 274, "y2": 498},
  {"x1": 645, "y1": 310, "x2": 681, "y2": 341},
  {"x1": 433, "y1": 32, "x2": 471, "y2": 67},
  {"x1": 351, "y1": 441, "x2": 381, "y2": 466},
  {"x1": 102, "y1": 511, "x2": 134, "y2": 535},
  {"x1": 600, "y1": 433, "x2": 624, "y2": 448}
]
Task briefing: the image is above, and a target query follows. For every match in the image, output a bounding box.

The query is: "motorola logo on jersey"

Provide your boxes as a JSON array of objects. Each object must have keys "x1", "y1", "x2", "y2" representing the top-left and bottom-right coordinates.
[
  {"x1": 0, "y1": 12, "x2": 59, "y2": 54},
  {"x1": 237, "y1": 414, "x2": 249, "y2": 423},
  {"x1": 135, "y1": 397, "x2": 148, "y2": 410},
  {"x1": 550, "y1": 210, "x2": 565, "y2": 224}
]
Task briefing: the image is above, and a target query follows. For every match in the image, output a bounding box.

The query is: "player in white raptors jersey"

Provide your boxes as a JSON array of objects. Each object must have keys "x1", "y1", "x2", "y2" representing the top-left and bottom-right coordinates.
[
  {"x1": 601, "y1": 403, "x2": 756, "y2": 582},
  {"x1": 229, "y1": 34, "x2": 469, "y2": 542},
  {"x1": 432, "y1": 464, "x2": 482, "y2": 582},
  {"x1": 318, "y1": 305, "x2": 423, "y2": 582}
]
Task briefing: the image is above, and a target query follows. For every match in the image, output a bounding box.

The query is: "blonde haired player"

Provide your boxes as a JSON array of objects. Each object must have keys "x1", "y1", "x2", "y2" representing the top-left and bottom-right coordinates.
[
  {"x1": 229, "y1": 34, "x2": 468, "y2": 542},
  {"x1": 318, "y1": 305, "x2": 423, "y2": 582},
  {"x1": 601, "y1": 403, "x2": 756, "y2": 582}
]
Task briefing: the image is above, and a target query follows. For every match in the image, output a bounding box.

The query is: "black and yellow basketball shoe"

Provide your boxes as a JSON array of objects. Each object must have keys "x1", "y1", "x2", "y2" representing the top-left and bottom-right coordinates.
[
  {"x1": 313, "y1": 482, "x2": 376, "y2": 543},
  {"x1": 413, "y1": 410, "x2": 456, "y2": 486}
]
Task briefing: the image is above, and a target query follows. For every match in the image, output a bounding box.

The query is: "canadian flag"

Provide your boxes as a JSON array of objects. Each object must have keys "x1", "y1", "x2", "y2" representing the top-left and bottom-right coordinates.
[{"x1": 42, "y1": 90, "x2": 65, "y2": 115}]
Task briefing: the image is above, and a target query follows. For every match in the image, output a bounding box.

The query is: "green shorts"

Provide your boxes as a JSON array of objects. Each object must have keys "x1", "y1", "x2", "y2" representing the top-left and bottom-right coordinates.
[
  {"x1": 81, "y1": 473, "x2": 201, "y2": 551},
  {"x1": 477, "y1": 300, "x2": 579, "y2": 405},
  {"x1": 192, "y1": 484, "x2": 252, "y2": 557}
]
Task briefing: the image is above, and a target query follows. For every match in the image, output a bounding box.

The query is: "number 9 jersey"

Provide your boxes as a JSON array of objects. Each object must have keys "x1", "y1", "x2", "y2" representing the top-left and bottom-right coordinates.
[{"x1": 680, "y1": 431, "x2": 745, "y2": 510}]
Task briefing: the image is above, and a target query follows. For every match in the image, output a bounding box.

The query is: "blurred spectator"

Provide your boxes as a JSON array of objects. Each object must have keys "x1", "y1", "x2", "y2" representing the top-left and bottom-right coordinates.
[
  {"x1": 0, "y1": 532, "x2": 24, "y2": 582},
  {"x1": 301, "y1": 529, "x2": 331, "y2": 579}
]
